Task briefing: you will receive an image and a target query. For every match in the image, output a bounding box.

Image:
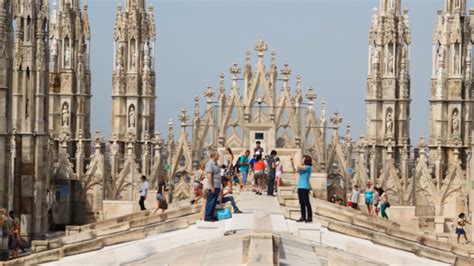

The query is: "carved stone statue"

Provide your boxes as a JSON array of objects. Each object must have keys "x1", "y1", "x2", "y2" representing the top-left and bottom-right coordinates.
[
  {"x1": 116, "y1": 46, "x2": 123, "y2": 68},
  {"x1": 65, "y1": 47, "x2": 71, "y2": 68},
  {"x1": 401, "y1": 46, "x2": 407, "y2": 62},
  {"x1": 62, "y1": 104, "x2": 70, "y2": 126},
  {"x1": 128, "y1": 105, "x2": 136, "y2": 128},
  {"x1": 387, "y1": 51, "x2": 394, "y2": 74},
  {"x1": 454, "y1": 52, "x2": 460, "y2": 74},
  {"x1": 51, "y1": 38, "x2": 57, "y2": 56},
  {"x1": 437, "y1": 46, "x2": 445, "y2": 65},
  {"x1": 386, "y1": 110, "x2": 394, "y2": 136},
  {"x1": 373, "y1": 47, "x2": 380, "y2": 64},
  {"x1": 131, "y1": 52, "x2": 136, "y2": 70},
  {"x1": 452, "y1": 110, "x2": 460, "y2": 135},
  {"x1": 144, "y1": 43, "x2": 150, "y2": 58}
]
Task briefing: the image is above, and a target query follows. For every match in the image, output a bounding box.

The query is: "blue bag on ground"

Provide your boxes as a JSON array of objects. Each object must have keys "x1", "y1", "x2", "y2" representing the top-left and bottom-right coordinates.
[{"x1": 216, "y1": 208, "x2": 232, "y2": 220}]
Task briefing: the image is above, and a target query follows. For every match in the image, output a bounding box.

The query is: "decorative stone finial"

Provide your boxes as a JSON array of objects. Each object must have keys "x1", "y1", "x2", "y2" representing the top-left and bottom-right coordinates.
[
  {"x1": 204, "y1": 85, "x2": 214, "y2": 103},
  {"x1": 346, "y1": 122, "x2": 352, "y2": 142},
  {"x1": 245, "y1": 49, "x2": 251, "y2": 64},
  {"x1": 306, "y1": 87, "x2": 317, "y2": 102},
  {"x1": 255, "y1": 38, "x2": 268, "y2": 56},
  {"x1": 178, "y1": 109, "x2": 189, "y2": 126},
  {"x1": 331, "y1": 112, "x2": 342, "y2": 128},
  {"x1": 281, "y1": 63, "x2": 291, "y2": 80},
  {"x1": 230, "y1": 63, "x2": 241, "y2": 76},
  {"x1": 194, "y1": 96, "x2": 200, "y2": 118}
]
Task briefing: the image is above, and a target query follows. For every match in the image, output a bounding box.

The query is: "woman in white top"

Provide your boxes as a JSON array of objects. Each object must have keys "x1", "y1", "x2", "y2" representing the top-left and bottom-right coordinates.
[{"x1": 275, "y1": 157, "x2": 283, "y2": 192}]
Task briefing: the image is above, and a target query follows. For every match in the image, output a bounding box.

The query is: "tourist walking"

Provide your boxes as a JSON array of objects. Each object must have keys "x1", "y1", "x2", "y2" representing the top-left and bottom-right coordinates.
[
  {"x1": 291, "y1": 155, "x2": 313, "y2": 223},
  {"x1": 349, "y1": 185, "x2": 360, "y2": 210},
  {"x1": 154, "y1": 177, "x2": 168, "y2": 215},
  {"x1": 373, "y1": 186, "x2": 380, "y2": 216},
  {"x1": 275, "y1": 157, "x2": 283, "y2": 192},
  {"x1": 219, "y1": 178, "x2": 243, "y2": 214},
  {"x1": 138, "y1": 175, "x2": 149, "y2": 211},
  {"x1": 238, "y1": 150, "x2": 251, "y2": 191},
  {"x1": 6, "y1": 211, "x2": 20, "y2": 259},
  {"x1": 379, "y1": 188, "x2": 389, "y2": 219},
  {"x1": 204, "y1": 151, "x2": 222, "y2": 222},
  {"x1": 456, "y1": 213, "x2": 471, "y2": 244},
  {"x1": 10, "y1": 221, "x2": 21, "y2": 259},
  {"x1": 266, "y1": 150, "x2": 277, "y2": 196},
  {"x1": 191, "y1": 163, "x2": 206, "y2": 205},
  {"x1": 365, "y1": 181, "x2": 374, "y2": 215},
  {"x1": 253, "y1": 155, "x2": 266, "y2": 195}
]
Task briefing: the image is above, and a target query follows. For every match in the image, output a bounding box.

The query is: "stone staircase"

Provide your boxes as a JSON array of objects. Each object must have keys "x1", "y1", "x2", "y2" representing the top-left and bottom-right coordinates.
[
  {"x1": 277, "y1": 173, "x2": 474, "y2": 265},
  {"x1": 4, "y1": 204, "x2": 202, "y2": 265}
]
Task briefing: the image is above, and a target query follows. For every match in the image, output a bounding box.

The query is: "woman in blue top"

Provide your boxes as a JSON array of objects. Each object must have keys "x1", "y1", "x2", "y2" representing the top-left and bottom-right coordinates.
[
  {"x1": 291, "y1": 155, "x2": 313, "y2": 223},
  {"x1": 365, "y1": 181, "x2": 374, "y2": 215}
]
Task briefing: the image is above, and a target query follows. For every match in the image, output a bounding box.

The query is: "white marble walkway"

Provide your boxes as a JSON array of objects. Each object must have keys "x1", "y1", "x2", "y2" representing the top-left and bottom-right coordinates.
[{"x1": 43, "y1": 192, "x2": 448, "y2": 266}]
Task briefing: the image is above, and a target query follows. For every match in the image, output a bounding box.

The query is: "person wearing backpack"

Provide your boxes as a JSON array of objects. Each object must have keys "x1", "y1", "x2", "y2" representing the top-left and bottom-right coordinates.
[{"x1": 238, "y1": 150, "x2": 250, "y2": 191}]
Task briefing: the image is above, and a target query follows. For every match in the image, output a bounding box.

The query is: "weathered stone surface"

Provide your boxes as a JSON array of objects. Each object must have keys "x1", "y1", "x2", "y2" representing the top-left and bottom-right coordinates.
[
  {"x1": 31, "y1": 240, "x2": 49, "y2": 253},
  {"x1": 95, "y1": 221, "x2": 131, "y2": 237},
  {"x1": 61, "y1": 231, "x2": 96, "y2": 245},
  {"x1": 4, "y1": 249, "x2": 62, "y2": 266},
  {"x1": 412, "y1": 245, "x2": 457, "y2": 265},
  {"x1": 418, "y1": 236, "x2": 453, "y2": 253},
  {"x1": 102, "y1": 228, "x2": 146, "y2": 247},
  {"x1": 130, "y1": 206, "x2": 196, "y2": 228},
  {"x1": 62, "y1": 239, "x2": 103, "y2": 257},
  {"x1": 385, "y1": 227, "x2": 420, "y2": 243},
  {"x1": 144, "y1": 218, "x2": 190, "y2": 237},
  {"x1": 327, "y1": 220, "x2": 373, "y2": 241}
]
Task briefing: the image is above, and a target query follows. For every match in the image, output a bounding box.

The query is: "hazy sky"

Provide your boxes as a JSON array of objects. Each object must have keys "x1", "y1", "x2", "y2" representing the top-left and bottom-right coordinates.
[{"x1": 85, "y1": 0, "x2": 449, "y2": 141}]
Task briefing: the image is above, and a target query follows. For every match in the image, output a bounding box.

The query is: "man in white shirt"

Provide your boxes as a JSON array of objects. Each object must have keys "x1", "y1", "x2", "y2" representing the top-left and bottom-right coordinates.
[{"x1": 139, "y1": 175, "x2": 149, "y2": 211}]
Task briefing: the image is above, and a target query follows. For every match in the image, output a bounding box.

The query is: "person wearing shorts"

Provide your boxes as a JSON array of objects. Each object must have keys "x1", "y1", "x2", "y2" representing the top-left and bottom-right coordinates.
[
  {"x1": 365, "y1": 181, "x2": 374, "y2": 215},
  {"x1": 253, "y1": 155, "x2": 265, "y2": 195},
  {"x1": 456, "y1": 213, "x2": 471, "y2": 244}
]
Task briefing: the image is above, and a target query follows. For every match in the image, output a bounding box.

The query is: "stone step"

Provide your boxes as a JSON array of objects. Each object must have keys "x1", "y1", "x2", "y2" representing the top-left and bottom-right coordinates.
[
  {"x1": 11, "y1": 204, "x2": 203, "y2": 266},
  {"x1": 280, "y1": 193, "x2": 474, "y2": 265}
]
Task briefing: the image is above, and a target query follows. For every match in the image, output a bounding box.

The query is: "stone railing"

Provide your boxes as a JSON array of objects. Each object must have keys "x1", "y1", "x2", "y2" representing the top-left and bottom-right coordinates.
[
  {"x1": 278, "y1": 191, "x2": 474, "y2": 265},
  {"x1": 4, "y1": 204, "x2": 202, "y2": 265}
]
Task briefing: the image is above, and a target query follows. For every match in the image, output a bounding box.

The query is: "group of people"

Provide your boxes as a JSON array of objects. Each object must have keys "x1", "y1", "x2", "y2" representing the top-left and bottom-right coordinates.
[
  {"x1": 138, "y1": 175, "x2": 168, "y2": 215},
  {"x1": 192, "y1": 141, "x2": 314, "y2": 223},
  {"x1": 349, "y1": 181, "x2": 389, "y2": 219},
  {"x1": 0, "y1": 209, "x2": 22, "y2": 259},
  {"x1": 347, "y1": 182, "x2": 473, "y2": 245}
]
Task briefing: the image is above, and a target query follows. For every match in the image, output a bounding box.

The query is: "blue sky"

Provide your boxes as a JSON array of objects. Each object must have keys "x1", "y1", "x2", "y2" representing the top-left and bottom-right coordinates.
[{"x1": 85, "y1": 0, "x2": 448, "y2": 141}]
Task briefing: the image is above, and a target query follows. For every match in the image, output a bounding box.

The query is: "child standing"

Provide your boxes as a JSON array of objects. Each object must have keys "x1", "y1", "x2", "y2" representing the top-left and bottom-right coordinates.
[
  {"x1": 350, "y1": 185, "x2": 360, "y2": 210},
  {"x1": 456, "y1": 213, "x2": 471, "y2": 244}
]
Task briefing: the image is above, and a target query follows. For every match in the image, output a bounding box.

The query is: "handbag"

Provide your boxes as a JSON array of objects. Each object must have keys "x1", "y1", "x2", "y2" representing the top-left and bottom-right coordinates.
[
  {"x1": 216, "y1": 208, "x2": 232, "y2": 221},
  {"x1": 385, "y1": 202, "x2": 391, "y2": 208},
  {"x1": 347, "y1": 201, "x2": 353, "y2": 207}
]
